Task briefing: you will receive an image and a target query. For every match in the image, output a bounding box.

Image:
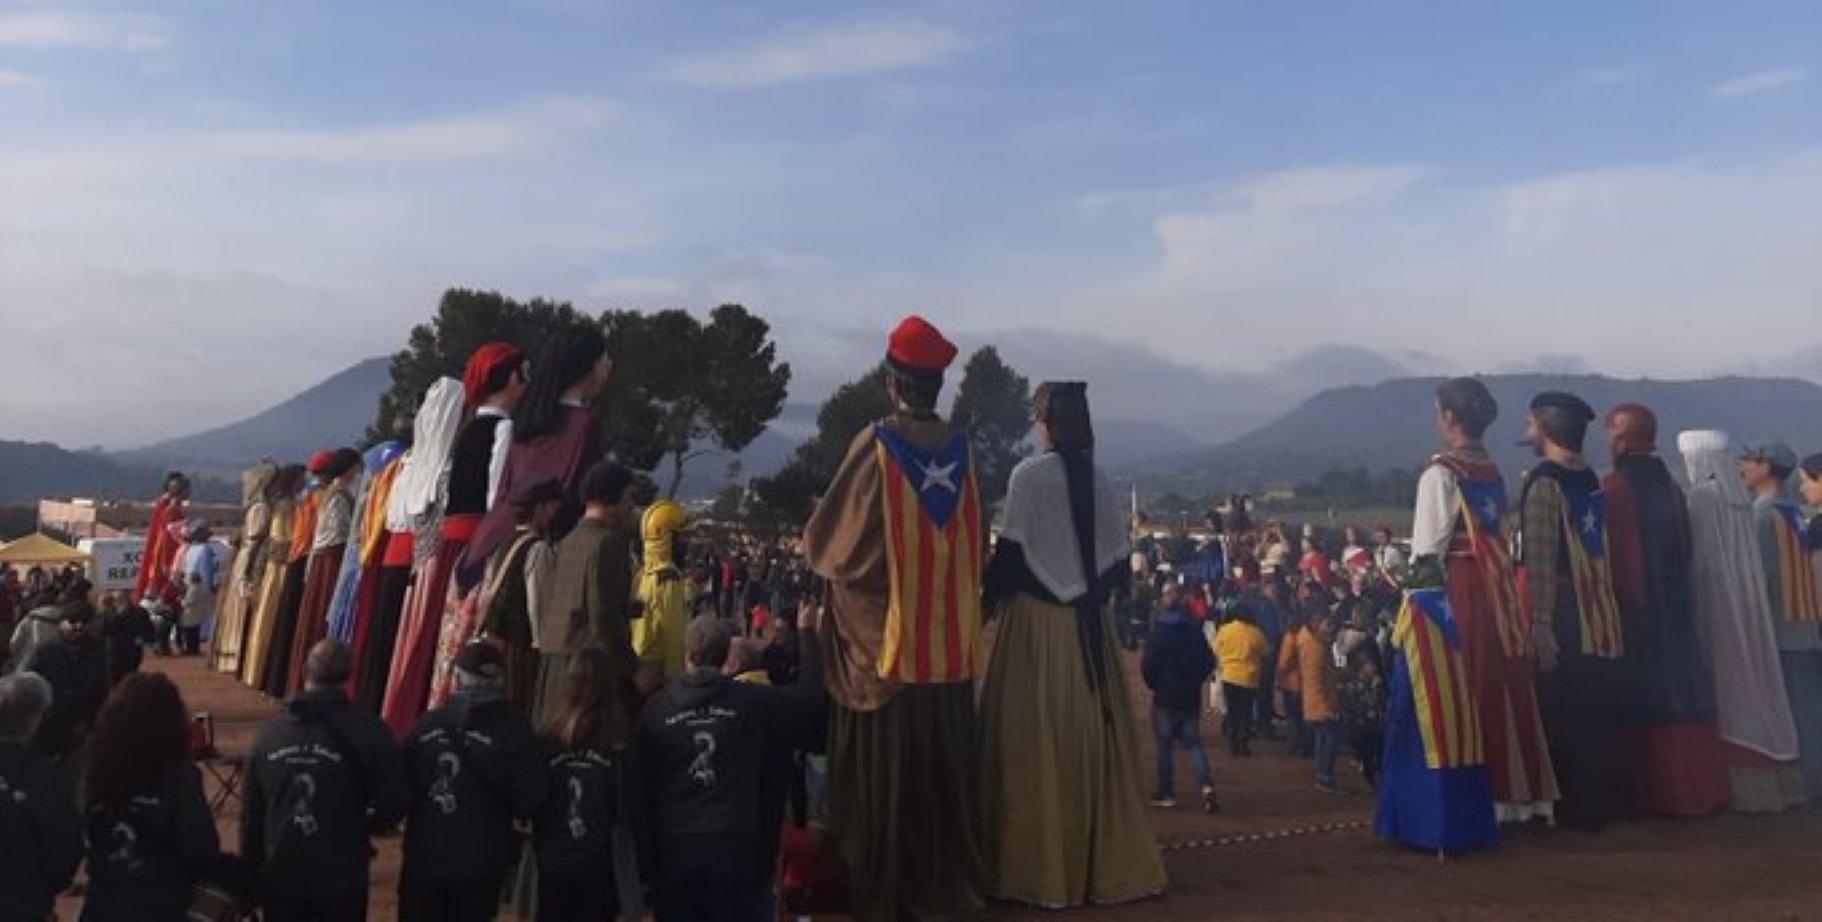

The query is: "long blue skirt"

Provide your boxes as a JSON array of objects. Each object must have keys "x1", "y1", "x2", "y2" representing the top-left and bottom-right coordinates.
[{"x1": 1373, "y1": 648, "x2": 1499, "y2": 853}]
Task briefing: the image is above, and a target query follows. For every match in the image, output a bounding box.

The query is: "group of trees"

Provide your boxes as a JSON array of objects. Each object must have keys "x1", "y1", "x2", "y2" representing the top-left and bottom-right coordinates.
[
  {"x1": 369, "y1": 290, "x2": 790, "y2": 499},
  {"x1": 371, "y1": 289, "x2": 1037, "y2": 519}
]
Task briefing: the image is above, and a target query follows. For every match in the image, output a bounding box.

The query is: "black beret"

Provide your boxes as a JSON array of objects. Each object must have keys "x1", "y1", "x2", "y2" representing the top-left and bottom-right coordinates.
[
  {"x1": 1529, "y1": 391, "x2": 1594, "y2": 421},
  {"x1": 579, "y1": 461, "x2": 634, "y2": 504}
]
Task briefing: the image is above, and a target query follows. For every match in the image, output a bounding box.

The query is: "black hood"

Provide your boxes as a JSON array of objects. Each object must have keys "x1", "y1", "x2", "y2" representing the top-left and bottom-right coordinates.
[
  {"x1": 668, "y1": 669, "x2": 735, "y2": 711},
  {"x1": 285, "y1": 688, "x2": 351, "y2": 724}
]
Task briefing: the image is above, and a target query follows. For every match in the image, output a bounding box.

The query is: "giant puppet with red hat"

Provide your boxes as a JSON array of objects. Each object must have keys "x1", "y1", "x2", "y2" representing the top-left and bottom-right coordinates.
[
  {"x1": 380, "y1": 340, "x2": 534, "y2": 734},
  {"x1": 801, "y1": 314, "x2": 989, "y2": 919}
]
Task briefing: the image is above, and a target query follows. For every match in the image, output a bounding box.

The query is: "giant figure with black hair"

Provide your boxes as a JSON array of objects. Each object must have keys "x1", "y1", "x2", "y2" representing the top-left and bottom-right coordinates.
[{"x1": 977, "y1": 381, "x2": 1166, "y2": 907}]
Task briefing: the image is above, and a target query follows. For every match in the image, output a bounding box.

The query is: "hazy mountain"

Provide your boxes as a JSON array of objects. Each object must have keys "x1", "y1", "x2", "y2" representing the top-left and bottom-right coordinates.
[
  {"x1": 0, "y1": 441, "x2": 234, "y2": 504},
  {"x1": 119, "y1": 358, "x2": 393, "y2": 475},
  {"x1": 1138, "y1": 374, "x2": 1822, "y2": 490}
]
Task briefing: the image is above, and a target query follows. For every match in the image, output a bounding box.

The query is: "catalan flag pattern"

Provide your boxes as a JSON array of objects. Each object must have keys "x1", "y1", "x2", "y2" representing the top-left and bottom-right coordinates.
[
  {"x1": 1393, "y1": 588, "x2": 1484, "y2": 770},
  {"x1": 1453, "y1": 476, "x2": 1530, "y2": 659},
  {"x1": 1559, "y1": 487, "x2": 1624, "y2": 659},
  {"x1": 1771, "y1": 503, "x2": 1822, "y2": 623},
  {"x1": 874, "y1": 426, "x2": 984, "y2": 684}
]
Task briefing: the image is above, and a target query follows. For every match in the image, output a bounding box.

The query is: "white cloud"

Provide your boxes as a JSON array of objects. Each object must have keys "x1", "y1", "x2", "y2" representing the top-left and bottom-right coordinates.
[
  {"x1": 1103, "y1": 151, "x2": 1822, "y2": 379},
  {"x1": 0, "y1": 68, "x2": 38, "y2": 86},
  {"x1": 1707, "y1": 68, "x2": 1805, "y2": 99},
  {"x1": 200, "y1": 97, "x2": 613, "y2": 165},
  {"x1": 0, "y1": 9, "x2": 171, "y2": 52},
  {"x1": 657, "y1": 17, "x2": 970, "y2": 89}
]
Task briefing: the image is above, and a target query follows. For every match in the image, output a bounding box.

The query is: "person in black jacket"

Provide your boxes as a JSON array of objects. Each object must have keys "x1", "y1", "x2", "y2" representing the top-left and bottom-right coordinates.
[
  {"x1": 243, "y1": 639, "x2": 409, "y2": 922},
  {"x1": 0, "y1": 671, "x2": 83, "y2": 919},
  {"x1": 97, "y1": 591, "x2": 157, "y2": 688},
  {"x1": 79, "y1": 672, "x2": 226, "y2": 922},
  {"x1": 534, "y1": 645, "x2": 647, "y2": 922},
  {"x1": 401, "y1": 641, "x2": 546, "y2": 922},
  {"x1": 638, "y1": 612, "x2": 824, "y2": 922},
  {"x1": 20, "y1": 596, "x2": 108, "y2": 765},
  {"x1": 1141, "y1": 580, "x2": 1220, "y2": 813}
]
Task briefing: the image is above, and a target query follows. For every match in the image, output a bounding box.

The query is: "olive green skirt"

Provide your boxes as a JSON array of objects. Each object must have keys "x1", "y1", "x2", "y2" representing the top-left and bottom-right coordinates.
[{"x1": 978, "y1": 593, "x2": 1167, "y2": 908}]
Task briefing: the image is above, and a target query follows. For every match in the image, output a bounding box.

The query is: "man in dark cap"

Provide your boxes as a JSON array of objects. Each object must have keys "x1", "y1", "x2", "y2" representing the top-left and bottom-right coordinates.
[
  {"x1": 1739, "y1": 439, "x2": 1822, "y2": 800},
  {"x1": 1602, "y1": 404, "x2": 1729, "y2": 818},
  {"x1": 1515, "y1": 391, "x2": 1629, "y2": 831},
  {"x1": 803, "y1": 315, "x2": 988, "y2": 920},
  {"x1": 536, "y1": 461, "x2": 644, "y2": 725},
  {"x1": 400, "y1": 641, "x2": 546, "y2": 922},
  {"x1": 476, "y1": 477, "x2": 564, "y2": 712}
]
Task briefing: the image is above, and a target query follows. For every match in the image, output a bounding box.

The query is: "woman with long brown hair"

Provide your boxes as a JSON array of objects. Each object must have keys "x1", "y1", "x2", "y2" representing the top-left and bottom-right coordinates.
[
  {"x1": 532, "y1": 645, "x2": 643, "y2": 921},
  {"x1": 977, "y1": 382, "x2": 1165, "y2": 908},
  {"x1": 79, "y1": 672, "x2": 223, "y2": 921}
]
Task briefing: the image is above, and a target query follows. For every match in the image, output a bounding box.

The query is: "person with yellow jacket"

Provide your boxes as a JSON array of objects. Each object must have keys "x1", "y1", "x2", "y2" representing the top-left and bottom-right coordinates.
[
  {"x1": 1213, "y1": 609, "x2": 1270, "y2": 757},
  {"x1": 634, "y1": 500, "x2": 691, "y2": 682}
]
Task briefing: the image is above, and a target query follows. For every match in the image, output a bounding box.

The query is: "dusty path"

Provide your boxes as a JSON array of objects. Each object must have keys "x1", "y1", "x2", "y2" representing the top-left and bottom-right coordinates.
[{"x1": 71, "y1": 653, "x2": 1822, "y2": 920}]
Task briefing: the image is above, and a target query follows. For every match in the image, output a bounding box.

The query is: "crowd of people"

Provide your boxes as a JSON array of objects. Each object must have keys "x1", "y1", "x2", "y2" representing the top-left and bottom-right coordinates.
[
  {"x1": 6, "y1": 315, "x2": 1822, "y2": 920},
  {"x1": 1127, "y1": 380, "x2": 1822, "y2": 860}
]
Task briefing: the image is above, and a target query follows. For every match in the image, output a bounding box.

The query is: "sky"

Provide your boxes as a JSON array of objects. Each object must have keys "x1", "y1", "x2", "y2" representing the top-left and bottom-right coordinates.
[{"x1": 2, "y1": 0, "x2": 1819, "y2": 448}]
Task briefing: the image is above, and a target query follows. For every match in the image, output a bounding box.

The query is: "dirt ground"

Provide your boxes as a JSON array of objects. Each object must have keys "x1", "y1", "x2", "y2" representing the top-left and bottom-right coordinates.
[{"x1": 66, "y1": 653, "x2": 1822, "y2": 921}]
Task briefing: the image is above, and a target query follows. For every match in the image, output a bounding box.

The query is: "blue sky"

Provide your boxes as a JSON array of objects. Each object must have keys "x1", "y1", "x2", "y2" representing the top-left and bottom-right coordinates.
[{"x1": 2, "y1": 0, "x2": 1818, "y2": 446}]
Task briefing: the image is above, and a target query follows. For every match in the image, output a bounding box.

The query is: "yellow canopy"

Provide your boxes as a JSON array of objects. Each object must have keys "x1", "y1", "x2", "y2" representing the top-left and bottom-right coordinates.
[{"x1": 0, "y1": 533, "x2": 91, "y2": 565}]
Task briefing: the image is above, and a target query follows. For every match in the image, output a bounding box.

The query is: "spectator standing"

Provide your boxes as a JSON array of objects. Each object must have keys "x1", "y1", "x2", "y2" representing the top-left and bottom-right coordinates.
[
  {"x1": 1142, "y1": 582, "x2": 1220, "y2": 813},
  {"x1": 400, "y1": 642, "x2": 546, "y2": 922},
  {"x1": 1276, "y1": 613, "x2": 1311, "y2": 757},
  {"x1": 1213, "y1": 609, "x2": 1270, "y2": 757},
  {"x1": 638, "y1": 615, "x2": 825, "y2": 921},
  {"x1": 534, "y1": 647, "x2": 646, "y2": 922},
  {"x1": 8, "y1": 586, "x2": 75, "y2": 671},
  {"x1": 0, "y1": 672, "x2": 82, "y2": 919},
  {"x1": 98, "y1": 591, "x2": 157, "y2": 688},
  {"x1": 19, "y1": 593, "x2": 107, "y2": 764},
  {"x1": 79, "y1": 673, "x2": 226, "y2": 922},
  {"x1": 1340, "y1": 650, "x2": 1388, "y2": 790},
  {"x1": 176, "y1": 520, "x2": 222, "y2": 656},
  {"x1": 243, "y1": 639, "x2": 409, "y2": 922},
  {"x1": 1301, "y1": 615, "x2": 1345, "y2": 794}
]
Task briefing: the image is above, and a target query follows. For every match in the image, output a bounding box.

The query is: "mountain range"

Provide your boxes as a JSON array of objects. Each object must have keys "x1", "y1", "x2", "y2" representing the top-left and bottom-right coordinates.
[
  {"x1": 1138, "y1": 373, "x2": 1822, "y2": 492},
  {"x1": 9, "y1": 358, "x2": 1822, "y2": 507},
  {"x1": 102, "y1": 357, "x2": 1215, "y2": 498}
]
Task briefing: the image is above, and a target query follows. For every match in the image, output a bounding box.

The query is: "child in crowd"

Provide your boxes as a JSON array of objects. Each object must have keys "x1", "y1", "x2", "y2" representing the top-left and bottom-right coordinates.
[{"x1": 1339, "y1": 647, "x2": 1388, "y2": 790}]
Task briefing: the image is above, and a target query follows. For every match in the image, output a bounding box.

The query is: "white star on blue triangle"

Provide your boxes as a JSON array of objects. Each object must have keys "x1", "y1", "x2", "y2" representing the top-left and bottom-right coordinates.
[{"x1": 919, "y1": 459, "x2": 959, "y2": 494}]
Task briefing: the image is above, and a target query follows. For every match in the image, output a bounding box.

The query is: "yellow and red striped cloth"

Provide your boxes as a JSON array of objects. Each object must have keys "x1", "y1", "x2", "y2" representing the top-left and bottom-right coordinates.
[
  {"x1": 1394, "y1": 588, "x2": 1484, "y2": 770},
  {"x1": 874, "y1": 427, "x2": 984, "y2": 684}
]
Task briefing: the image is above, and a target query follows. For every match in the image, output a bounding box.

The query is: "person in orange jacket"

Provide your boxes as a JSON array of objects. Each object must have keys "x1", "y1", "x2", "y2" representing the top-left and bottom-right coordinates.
[
  {"x1": 1300, "y1": 614, "x2": 1344, "y2": 794},
  {"x1": 1276, "y1": 613, "x2": 1310, "y2": 757}
]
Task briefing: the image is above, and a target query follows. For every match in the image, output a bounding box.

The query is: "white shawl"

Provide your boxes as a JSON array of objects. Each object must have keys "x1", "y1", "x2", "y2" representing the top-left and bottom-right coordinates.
[
  {"x1": 1679, "y1": 430, "x2": 1800, "y2": 760},
  {"x1": 386, "y1": 377, "x2": 464, "y2": 526},
  {"x1": 998, "y1": 453, "x2": 1131, "y2": 603}
]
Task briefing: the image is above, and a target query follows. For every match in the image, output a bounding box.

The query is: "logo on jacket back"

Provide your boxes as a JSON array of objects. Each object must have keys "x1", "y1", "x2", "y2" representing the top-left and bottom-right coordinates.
[
  {"x1": 688, "y1": 731, "x2": 718, "y2": 788},
  {"x1": 429, "y1": 752, "x2": 462, "y2": 814}
]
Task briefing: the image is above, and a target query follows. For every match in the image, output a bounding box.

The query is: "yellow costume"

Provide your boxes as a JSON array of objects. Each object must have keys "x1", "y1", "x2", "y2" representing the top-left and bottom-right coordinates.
[{"x1": 633, "y1": 500, "x2": 690, "y2": 679}]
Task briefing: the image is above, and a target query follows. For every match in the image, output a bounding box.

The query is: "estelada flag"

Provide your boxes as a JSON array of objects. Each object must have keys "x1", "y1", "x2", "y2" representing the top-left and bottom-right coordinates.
[
  {"x1": 1393, "y1": 587, "x2": 1484, "y2": 770},
  {"x1": 1450, "y1": 468, "x2": 1530, "y2": 659},
  {"x1": 1771, "y1": 502, "x2": 1822, "y2": 623},
  {"x1": 873, "y1": 425, "x2": 984, "y2": 684},
  {"x1": 1559, "y1": 486, "x2": 1624, "y2": 659}
]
